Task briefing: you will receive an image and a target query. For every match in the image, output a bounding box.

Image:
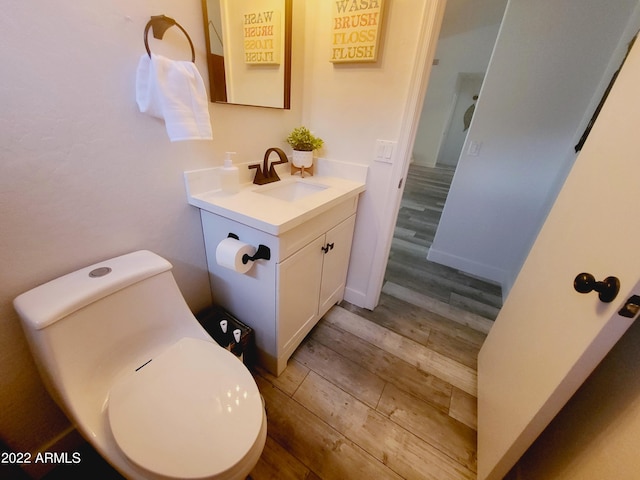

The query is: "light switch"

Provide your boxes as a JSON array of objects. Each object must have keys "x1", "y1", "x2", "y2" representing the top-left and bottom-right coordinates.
[
  {"x1": 467, "y1": 140, "x2": 482, "y2": 156},
  {"x1": 375, "y1": 140, "x2": 396, "y2": 164}
]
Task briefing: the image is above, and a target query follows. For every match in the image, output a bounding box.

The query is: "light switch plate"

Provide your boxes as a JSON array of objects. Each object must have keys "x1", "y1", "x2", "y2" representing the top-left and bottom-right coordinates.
[
  {"x1": 468, "y1": 140, "x2": 482, "y2": 156},
  {"x1": 375, "y1": 140, "x2": 396, "y2": 164}
]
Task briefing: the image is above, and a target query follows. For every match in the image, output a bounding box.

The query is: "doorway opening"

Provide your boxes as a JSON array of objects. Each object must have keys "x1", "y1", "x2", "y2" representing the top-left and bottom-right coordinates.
[{"x1": 382, "y1": 0, "x2": 507, "y2": 322}]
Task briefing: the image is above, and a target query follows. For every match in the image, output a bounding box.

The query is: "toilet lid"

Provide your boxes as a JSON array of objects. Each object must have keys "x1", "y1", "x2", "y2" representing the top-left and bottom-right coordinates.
[{"x1": 107, "y1": 337, "x2": 264, "y2": 479}]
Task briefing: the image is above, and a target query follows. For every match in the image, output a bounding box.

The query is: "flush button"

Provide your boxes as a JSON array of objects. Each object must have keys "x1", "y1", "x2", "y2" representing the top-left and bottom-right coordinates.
[
  {"x1": 89, "y1": 267, "x2": 112, "y2": 278},
  {"x1": 618, "y1": 295, "x2": 640, "y2": 318}
]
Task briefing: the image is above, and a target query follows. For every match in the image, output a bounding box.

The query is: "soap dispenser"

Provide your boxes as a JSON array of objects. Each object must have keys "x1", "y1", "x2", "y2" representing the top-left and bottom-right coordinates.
[{"x1": 220, "y1": 152, "x2": 239, "y2": 194}]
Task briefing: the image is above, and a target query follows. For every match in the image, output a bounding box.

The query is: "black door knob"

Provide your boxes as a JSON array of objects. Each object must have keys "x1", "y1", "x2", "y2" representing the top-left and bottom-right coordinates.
[{"x1": 574, "y1": 272, "x2": 620, "y2": 303}]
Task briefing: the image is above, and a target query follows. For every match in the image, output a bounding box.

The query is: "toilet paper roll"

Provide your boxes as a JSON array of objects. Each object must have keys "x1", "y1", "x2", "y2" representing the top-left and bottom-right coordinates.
[{"x1": 215, "y1": 237, "x2": 256, "y2": 274}]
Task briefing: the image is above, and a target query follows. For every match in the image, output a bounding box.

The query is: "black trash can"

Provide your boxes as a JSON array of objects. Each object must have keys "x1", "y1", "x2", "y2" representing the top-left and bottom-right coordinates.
[{"x1": 196, "y1": 305, "x2": 255, "y2": 366}]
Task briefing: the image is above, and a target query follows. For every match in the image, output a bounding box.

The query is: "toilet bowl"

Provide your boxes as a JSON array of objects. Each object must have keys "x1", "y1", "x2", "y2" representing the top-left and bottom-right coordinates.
[{"x1": 13, "y1": 250, "x2": 266, "y2": 479}]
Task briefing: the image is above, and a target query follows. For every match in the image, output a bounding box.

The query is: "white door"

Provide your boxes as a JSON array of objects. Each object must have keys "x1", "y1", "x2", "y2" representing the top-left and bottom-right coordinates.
[{"x1": 478, "y1": 39, "x2": 640, "y2": 479}]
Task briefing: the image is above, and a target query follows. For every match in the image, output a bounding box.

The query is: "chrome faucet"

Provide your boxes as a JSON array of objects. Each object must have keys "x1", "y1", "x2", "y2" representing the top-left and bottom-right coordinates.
[{"x1": 248, "y1": 147, "x2": 289, "y2": 185}]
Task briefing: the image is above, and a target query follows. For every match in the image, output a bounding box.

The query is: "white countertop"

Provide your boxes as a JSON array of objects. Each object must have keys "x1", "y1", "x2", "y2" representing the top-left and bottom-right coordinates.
[{"x1": 185, "y1": 166, "x2": 366, "y2": 235}]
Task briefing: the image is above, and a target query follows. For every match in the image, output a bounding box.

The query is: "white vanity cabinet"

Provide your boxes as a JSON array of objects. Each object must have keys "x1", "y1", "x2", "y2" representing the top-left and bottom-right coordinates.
[
  {"x1": 199, "y1": 196, "x2": 358, "y2": 376},
  {"x1": 277, "y1": 215, "x2": 356, "y2": 365}
]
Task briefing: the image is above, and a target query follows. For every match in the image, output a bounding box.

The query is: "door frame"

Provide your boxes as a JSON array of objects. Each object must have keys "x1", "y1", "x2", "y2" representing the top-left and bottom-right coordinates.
[{"x1": 364, "y1": 0, "x2": 447, "y2": 309}]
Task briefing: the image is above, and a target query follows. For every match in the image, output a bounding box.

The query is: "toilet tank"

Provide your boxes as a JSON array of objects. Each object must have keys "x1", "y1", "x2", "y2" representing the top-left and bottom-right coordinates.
[{"x1": 13, "y1": 250, "x2": 211, "y2": 409}]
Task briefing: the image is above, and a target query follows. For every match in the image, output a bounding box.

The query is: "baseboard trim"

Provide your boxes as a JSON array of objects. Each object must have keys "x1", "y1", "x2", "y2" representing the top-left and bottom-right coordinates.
[
  {"x1": 343, "y1": 285, "x2": 369, "y2": 309},
  {"x1": 427, "y1": 247, "x2": 505, "y2": 289}
]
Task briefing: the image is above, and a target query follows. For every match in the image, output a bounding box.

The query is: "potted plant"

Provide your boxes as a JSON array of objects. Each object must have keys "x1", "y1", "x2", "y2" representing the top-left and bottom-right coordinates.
[{"x1": 285, "y1": 126, "x2": 324, "y2": 168}]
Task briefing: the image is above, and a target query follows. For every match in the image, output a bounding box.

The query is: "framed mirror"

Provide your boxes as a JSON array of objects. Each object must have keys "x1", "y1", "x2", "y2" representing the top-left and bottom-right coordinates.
[{"x1": 202, "y1": 0, "x2": 292, "y2": 109}]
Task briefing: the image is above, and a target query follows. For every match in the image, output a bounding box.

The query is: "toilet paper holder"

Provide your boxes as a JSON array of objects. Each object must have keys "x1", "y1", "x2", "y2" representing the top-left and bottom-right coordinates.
[{"x1": 227, "y1": 233, "x2": 271, "y2": 264}]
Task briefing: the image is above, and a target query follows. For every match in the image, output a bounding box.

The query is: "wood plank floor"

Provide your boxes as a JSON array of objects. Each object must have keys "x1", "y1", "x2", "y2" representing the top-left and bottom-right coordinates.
[
  {"x1": 250, "y1": 295, "x2": 491, "y2": 480},
  {"x1": 387, "y1": 163, "x2": 503, "y2": 320}
]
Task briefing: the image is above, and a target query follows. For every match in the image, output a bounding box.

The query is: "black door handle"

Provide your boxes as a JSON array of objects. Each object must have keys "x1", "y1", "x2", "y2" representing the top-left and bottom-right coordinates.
[{"x1": 573, "y1": 272, "x2": 620, "y2": 303}]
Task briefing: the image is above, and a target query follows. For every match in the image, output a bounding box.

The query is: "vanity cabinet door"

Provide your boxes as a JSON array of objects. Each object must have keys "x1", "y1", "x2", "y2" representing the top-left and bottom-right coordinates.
[
  {"x1": 318, "y1": 215, "x2": 356, "y2": 316},
  {"x1": 276, "y1": 235, "x2": 324, "y2": 355}
]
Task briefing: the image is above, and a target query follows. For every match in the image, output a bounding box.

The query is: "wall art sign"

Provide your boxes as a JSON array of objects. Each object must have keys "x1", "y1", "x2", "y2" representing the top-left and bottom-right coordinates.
[
  {"x1": 244, "y1": 10, "x2": 281, "y2": 64},
  {"x1": 330, "y1": 0, "x2": 384, "y2": 63}
]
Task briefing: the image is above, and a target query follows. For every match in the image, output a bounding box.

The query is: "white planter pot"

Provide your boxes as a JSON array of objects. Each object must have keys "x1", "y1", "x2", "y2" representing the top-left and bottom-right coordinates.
[{"x1": 291, "y1": 150, "x2": 313, "y2": 168}]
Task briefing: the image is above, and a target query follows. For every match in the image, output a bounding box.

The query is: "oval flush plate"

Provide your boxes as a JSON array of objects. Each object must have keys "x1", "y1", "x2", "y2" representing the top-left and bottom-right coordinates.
[{"x1": 89, "y1": 267, "x2": 112, "y2": 278}]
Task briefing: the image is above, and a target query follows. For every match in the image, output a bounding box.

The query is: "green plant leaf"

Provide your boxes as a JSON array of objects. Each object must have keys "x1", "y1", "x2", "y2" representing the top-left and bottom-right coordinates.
[{"x1": 286, "y1": 126, "x2": 324, "y2": 151}]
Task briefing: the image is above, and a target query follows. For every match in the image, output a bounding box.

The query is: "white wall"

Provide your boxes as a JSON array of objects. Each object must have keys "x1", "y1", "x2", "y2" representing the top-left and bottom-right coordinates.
[
  {"x1": 429, "y1": 0, "x2": 640, "y2": 295},
  {"x1": 436, "y1": 73, "x2": 483, "y2": 166},
  {"x1": 0, "y1": 0, "x2": 303, "y2": 467}
]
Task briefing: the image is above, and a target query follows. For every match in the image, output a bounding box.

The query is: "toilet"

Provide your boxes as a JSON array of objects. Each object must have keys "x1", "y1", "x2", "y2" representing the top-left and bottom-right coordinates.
[{"x1": 13, "y1": 250, "x2": 267, "y2": 480}]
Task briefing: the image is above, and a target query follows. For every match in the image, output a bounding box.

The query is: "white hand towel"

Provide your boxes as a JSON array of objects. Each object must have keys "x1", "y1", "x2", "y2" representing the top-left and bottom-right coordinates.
[{"x1": 136, "y1": 53, "x2": 213, "y2": 142}]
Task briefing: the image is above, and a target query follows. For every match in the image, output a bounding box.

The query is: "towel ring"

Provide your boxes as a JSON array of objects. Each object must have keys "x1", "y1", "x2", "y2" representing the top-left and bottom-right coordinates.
[{"x1": 144, "y1": 15, "x2": 195, "y2": 63}]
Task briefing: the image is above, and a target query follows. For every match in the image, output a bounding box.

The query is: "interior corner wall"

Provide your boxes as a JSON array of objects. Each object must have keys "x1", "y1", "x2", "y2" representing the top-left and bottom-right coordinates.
[
  {"x1": 428, "y1": 0, "x2": 640, "y2": 296},
  {"x1": 0, "y1": 0, "x2": 303, "y2": 468}
]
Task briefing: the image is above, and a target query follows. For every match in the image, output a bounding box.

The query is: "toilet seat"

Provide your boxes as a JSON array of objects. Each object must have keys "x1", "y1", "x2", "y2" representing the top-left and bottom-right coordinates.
[{"x1": 107, "y1": 337, "x2": 264, "y2": 479}]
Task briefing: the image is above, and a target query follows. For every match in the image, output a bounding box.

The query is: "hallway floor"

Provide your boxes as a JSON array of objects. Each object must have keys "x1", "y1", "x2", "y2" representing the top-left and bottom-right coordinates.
[{"x1": 386, "y1": 163, "x2": 503, "y2": 320}]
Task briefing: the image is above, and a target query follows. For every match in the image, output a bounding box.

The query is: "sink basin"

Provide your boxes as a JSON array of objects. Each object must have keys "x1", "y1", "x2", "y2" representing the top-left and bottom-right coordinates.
[{"x1": 256, "y1": 181, "x2": 328, "y2": 202}]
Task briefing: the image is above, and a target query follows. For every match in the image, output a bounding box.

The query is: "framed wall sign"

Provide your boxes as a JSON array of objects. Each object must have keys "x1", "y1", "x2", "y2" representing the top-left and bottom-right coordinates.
[{"x1": 330, "y1": 0, "x2": 384, "y2": 63}]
